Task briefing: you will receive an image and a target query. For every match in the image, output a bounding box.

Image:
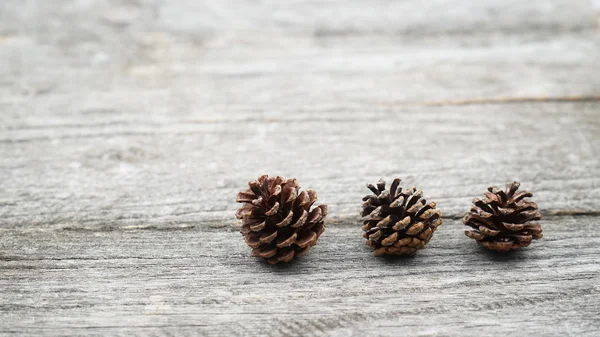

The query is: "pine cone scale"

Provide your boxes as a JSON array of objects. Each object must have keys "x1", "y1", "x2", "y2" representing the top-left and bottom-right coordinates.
[
  {"x1": 419, "y1": 227, "x2": 433, "y2": 241},
  {"x1": 503, "y1": 223, "x2": 525, "y2": 231},
  {"x1": 290, "y1": 211, "x2": 308, "y2": 228},
  {"x1": 381, "y1": 232, "x2": 398, "y2": 246},
  {"x1": 295, "y1": 231, "x2": 317, "y2": 248},
  {"x1": 246, "y1": 236, "x2": 261, "y2": 248},
  {"x1": 294, "y1": 246, "x2": 311, "y2": 257},
  {"x1": 394, "y1": 237, "x2": 411, "y2": 247},
  {"x1": 465, "y1": 230, "x2": 485, "y2": 240},
  {"x1": 249, "y1": 221, "x2": 266, "y2": 231},
  {"x1": 405, "y1": 222, "x2": 425, "y2": 236},
  {"x1": 393, "y1": 216, "x2": 411, "y2": 231},
  {"x1": 275, "y1": 211, "x2": 294, "y2": 227},
  {"x1": 259, "y1": 230, "x2": 277, "y2": 243},
  {"x1": 275, "y1": 231, "x2": 297, "y2": 248},
  {"x1": 253, "y1": 245, "x2": 277, "y2": 258}
]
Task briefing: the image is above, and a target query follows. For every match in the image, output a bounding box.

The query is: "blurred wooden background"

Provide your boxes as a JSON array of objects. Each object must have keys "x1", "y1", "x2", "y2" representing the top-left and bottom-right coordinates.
[{"x1": 1, "y1": 1, "x2": 599, "y2": 336}]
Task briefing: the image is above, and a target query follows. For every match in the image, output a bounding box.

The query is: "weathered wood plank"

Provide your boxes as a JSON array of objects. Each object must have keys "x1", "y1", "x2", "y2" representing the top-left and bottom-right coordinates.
[
  {"x1": 0, "y1": 0, "x2": 599, "y2": 107},
  {"x1": 1, "y1": 2, "x2": 599, "y2": 231},
  {"x1": 2, "y1": 102, "x2": 599, "y2": 229},
  {"x1": 1, "y1": 1, "x2": 600, "y2": 336},
  {"x1": 1, "y1": 216, "x2": 599, "y2": 336},
  {"x1": 1, "y1": 31, "x2": 599, "y2": 107},
  {"x1": 1, "y1": 0, "x2": 595, "y2": 38}
]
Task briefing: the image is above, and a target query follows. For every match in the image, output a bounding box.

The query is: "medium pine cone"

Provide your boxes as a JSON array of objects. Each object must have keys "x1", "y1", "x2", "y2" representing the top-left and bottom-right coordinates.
[
  {"x1": 236, "y1": 175, "x2": 327, "y2": 264},
  {"x1": 361, "y1": 178, "x2": 442, "y2": 256},
  {"x1": 463, "y1": 181, "x2": 543, "y2": 252}
]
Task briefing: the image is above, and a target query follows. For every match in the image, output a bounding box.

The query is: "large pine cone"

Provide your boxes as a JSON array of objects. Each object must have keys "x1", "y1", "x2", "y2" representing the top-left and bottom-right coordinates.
[
  {"x1": 236, "y1": 175, "x2": 327, "y2": 264},
  {"x1": 361, "y1": 178, "x2": 442, "y2": 256},
  {"x1": 463, "y1": 181, "x2": 543, "y2": 252}
]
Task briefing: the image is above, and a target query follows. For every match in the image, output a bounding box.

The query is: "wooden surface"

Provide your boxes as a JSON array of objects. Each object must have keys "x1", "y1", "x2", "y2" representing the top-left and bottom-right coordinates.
[{"x1": 1, "y1": 1, "x2": 599, "y2": 336}]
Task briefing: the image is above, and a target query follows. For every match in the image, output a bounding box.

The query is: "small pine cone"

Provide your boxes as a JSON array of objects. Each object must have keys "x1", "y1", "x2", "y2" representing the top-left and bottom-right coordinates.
[
  {"x1": 463, "y1": 181, "x2": 543, "y2": 252},
  {"x1": 361, "y1": 178, "x2": 442, "y2": 256},
  {"x1": 236, "y1": 175, "x2": 327, "y2": 264}
]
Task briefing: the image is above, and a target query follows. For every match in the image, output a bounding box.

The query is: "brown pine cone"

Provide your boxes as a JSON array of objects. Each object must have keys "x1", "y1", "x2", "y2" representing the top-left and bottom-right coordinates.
[
  {"x1": 361, "y1": 178, "x2": 442, "y2": 256},
  {"x1": 463, "y1": 181, "x2": 543, "y2": 252},
  {"x1": 236, "y1": 175, "x2": 327, "y2": 264}
]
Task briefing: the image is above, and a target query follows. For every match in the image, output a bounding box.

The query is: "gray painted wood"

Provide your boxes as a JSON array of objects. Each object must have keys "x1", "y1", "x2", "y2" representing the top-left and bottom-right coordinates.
[{"x1": 1, "y1": 0, "x2": 600, "y2": 336}]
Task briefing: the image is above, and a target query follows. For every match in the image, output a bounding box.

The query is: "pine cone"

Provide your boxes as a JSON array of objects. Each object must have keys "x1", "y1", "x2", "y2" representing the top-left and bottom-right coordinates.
[
  {"x1": 361, "y1": 178, "x2": 442, "y2": 256},
  {"x1": 236, "y1": 175, "x2": 327, "y2": 264},
  {"x1": 463, "y1": 181, "x2": 543, "y2": 252}
]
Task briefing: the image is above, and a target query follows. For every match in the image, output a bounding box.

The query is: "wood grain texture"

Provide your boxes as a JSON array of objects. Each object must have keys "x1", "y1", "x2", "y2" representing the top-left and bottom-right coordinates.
[
  {"x1": 2, "y1": 101, "x2": 599, "y2": 229},
  {"x1": 1, "y1": 0, "x2": 600, "y2": 336},
  {"x1": 1, "y1": 216, "x2": 599, "y2": 336},
  {"x1": 0, "y1": 0, "x2": 599, "y2": 109}
]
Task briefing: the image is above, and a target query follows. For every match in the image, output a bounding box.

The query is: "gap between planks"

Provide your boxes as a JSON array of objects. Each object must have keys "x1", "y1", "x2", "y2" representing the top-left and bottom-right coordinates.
[
  {"x1": 2, "y1": 95, "x2": 599, "y2": 133},
  {"x1": 400, "y1": 94, "x2": 600, "y2": 107},
  {"x1": 43, "y1": 212, "x2": 600, "y2": 232}
]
